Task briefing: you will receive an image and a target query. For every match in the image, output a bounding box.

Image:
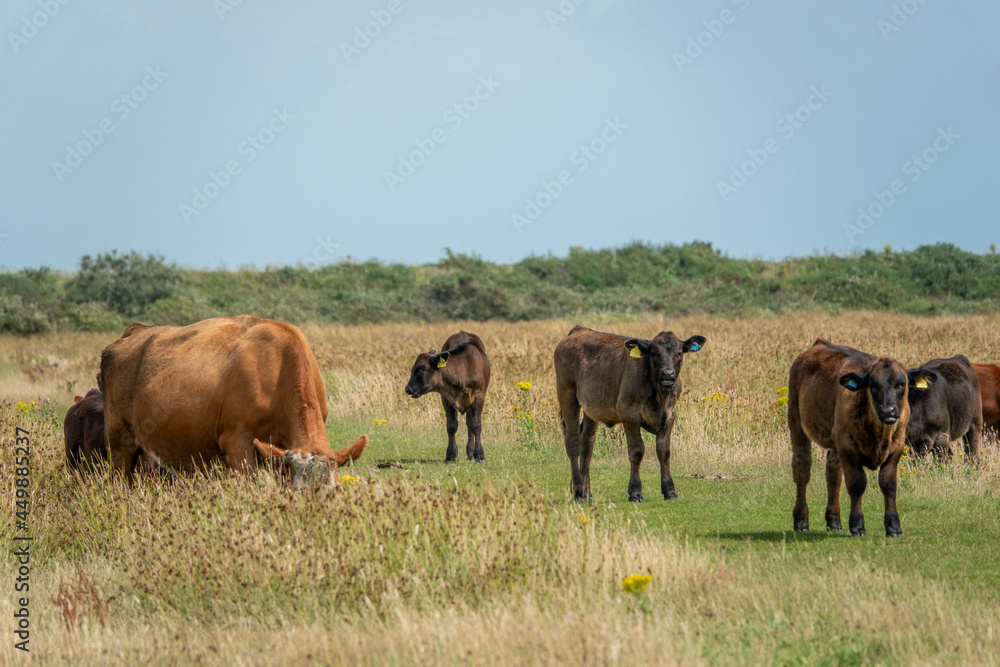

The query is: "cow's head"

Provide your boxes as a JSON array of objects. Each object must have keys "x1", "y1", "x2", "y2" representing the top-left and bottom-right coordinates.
[
  {"x1": 405, "y1": 348, "x2": 449, "y2": 399},
  {"x1": 840, "y1": 358, "x2": 933, "y2": 424},
  {"x1": 253, "y1": 435, "x2": 368, "y2": 489},
  {"x1": 624, "y1": 331, "x2": 706, "y2": 389}
]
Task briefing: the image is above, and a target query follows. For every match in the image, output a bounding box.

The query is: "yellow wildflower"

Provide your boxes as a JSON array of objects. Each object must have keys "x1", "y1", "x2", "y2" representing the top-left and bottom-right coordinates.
[
  {"x1": 516, "y1": 381, "x2": 532, "y2": 391},
  {"x1": 340, "y1": 475, "x2": 359, "y2": 488},
  {"x1": 621, "y1": 575, "x2": 652, "y2": 593},
  {"x1": 577, "y1": 514, "x2": 590, "y2": 525}
]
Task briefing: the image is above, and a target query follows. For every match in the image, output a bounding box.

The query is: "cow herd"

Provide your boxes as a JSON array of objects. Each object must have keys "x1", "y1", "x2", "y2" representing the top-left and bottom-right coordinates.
[{"x1": 63, "y1": 316, "x2": 1000, "y2": 538}]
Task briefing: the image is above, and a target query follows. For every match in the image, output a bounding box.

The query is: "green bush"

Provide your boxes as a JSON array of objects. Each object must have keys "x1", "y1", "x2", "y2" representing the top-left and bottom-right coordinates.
[{"x1": 0, "y1": 243, "x2": 996, "y2": 333}]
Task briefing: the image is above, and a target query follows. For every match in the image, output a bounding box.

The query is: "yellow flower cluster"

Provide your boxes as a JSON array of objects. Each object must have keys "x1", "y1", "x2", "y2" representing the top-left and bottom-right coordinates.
[
  {"x1": 15, "y1": 401, "x2": 41, "y2": 416},
  {"x1": 621, "y1": 574, "x2": 652, "y2": 593},
  {"x1": 577, "y1": 513, "x2": 590, "y2": 525},
  {"x1": 374, "y1": 418, "x2": 387, "y2": 426},
  {"x1": 516, "y1": 381, "x2": 532, "y2": 391},
  {"x1": 701, "y1": 392, "x2": 728, "y2": 403},
  {"x1": 340, "y1": 475, "x2": 359, "y2": 487}
]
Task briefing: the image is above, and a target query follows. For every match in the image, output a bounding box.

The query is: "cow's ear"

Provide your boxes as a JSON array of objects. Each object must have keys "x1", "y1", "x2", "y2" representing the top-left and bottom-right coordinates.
[
  {"x1": 624, "y1": 339, "x2": 650, "y2": 359},
  {"x1": 431, "y1": 351, "x2": 450, "y2": 369},
  {"x1": 74, "y1": 396, "x2": 84, "y2": 403},
  {"x1": 839, "y1": 373, "x2": 869, "y2": 392},
  {"x1": 683, "y1": 336, "x2": 706, "y2": 353},
  {"x1": 909, "y1": 369, "x2": 937, "y2": 390},
  {"x1": 254, "y1": 438, "x2": 288, "y2": 461}
]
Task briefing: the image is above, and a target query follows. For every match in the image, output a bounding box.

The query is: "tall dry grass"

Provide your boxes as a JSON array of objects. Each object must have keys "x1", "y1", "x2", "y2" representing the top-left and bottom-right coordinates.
[{"x1": 1, "y1": 312, "x2": 999, "y2": 664}]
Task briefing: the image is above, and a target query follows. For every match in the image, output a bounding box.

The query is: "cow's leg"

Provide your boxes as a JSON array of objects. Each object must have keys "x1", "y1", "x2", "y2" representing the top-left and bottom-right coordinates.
[
  {"x1": 964, "y1": 414, "x2": 983, "y2": 464},
  {"x1": 789, "y1": 404, "x2": 812, "y2": 532},
  {"x1": 824, "y1": 449, "x2": 843, "y2": 532},
  {"x1": 219, "y1": 430, "x2": 257, "y2": 472},
  {"x1": 558, "y1": 393, "x2": 586, "y2": 500},
  {"x1": 841, "y1": 458, "x2": 867, "y2": 537},
  {"x1": 655, "y1": 416, "x2": 678, "y2": 500},
  {"x1": 623, "y1": 423, "x2": 645, "y2": 502},
  {"x1": 105, "y1": 412, "x2": 138, "y2": 481},
  {"x1": 931, "y1": 432, "x2": 951, "y2": 462},
  {"x1": 878, "y1": 452, "x2": 902, "y2": 537},
  {"x1": 466, "y1": 398, "x2": 485, "y2": 463},
  {"x1": 442, "y1": 397, "x2": 459, "y2": 464},
  {"x1": 578, "y1": 414, "x2": 597, "y2": 502}
]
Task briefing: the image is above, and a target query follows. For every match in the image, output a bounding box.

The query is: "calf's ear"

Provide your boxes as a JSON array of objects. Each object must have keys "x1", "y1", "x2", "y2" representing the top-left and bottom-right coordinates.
[
  {"x1": 431, "y1": 351, "x2": 450, "y2": 369},
  {"x1": 683, "y1": 335, "x2": 707, "y2": 353},
  {"x1": 624, "y1": 339, "x2": 651, "y2": 359},
  {"x1": 839, "y1": 372, "x2": 869, "y2": 391},
  {"x1": 908, "y1": 369, "x2": 937, "y2": 390}
]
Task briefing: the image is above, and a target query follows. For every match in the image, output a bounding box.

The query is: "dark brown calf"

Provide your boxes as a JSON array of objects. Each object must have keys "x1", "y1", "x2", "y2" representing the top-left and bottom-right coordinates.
[
  {"x1": 788, "y1": 339, "x2": 935, "y2": 537},
  {"x1": 905, "y1": 356, "x2": 982, "y2": 461},
  {"x1": 972, "y1": 363, "x2": 1000, "y2": 436},
  {"x1": 64, "y1": 388, "x2": 107, "y2": 472},
  {"x1": 404, "y1": 331, "x2": 490, "y2": 463},
  {"x1": 554, "y1": 325, "x2": 705, "y2": 502}
]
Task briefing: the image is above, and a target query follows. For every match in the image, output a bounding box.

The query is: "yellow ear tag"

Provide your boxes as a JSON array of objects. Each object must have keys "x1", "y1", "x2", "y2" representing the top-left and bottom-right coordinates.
[
  {"x1": 915, "y1": 378, "x2": 928, "y2": 390},
  {"x1": 629, "y1": 347, "x2": 642, "y2": 359},
  {"x1": 437, "y1": 358, "x2": 447, "y2": 368}
]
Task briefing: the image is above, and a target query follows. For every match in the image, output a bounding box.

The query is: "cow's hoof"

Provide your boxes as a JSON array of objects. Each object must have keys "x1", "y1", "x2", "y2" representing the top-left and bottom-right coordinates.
[
  {"x1": 628, "y1": 492, "x2": 643, "y2": 503},
  {"x1": 573, "y1": 491, "x2": 592, "y2": 502},
  {"x1": 850, "y1": 528, "x2": 866, "y2": 537},
  {"x1": 444, "y1": 459, "x2": 457, "y2": 465},
  {"x1": 793, "y1": 519, "x2": 809, "y2": 532},
  {"x1": 826, "y1": 521, "x2": 842, "y2": 532},
  {"x1": 885, "y1": 529, "x2": 902, "y2": 538},
  {"x1": 884, "y1": 514, "x2": 901, "y2": 537},
  {"x1": 663, "y1": 490, "x2": 678, "y2": 500},
  {"x1": 474, "y1": 458, "x2": 486, "y2": 464}
]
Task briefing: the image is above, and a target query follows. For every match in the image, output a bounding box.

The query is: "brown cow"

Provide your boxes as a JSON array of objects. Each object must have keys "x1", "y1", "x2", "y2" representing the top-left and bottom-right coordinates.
[
  {"x1": 554, "y1": 325, "x2": 706, "y2": 502},
  {"x1": 788, "y1": 339, "x2": 935, "y2": 537},
  {"x1": 100, "y1": 317, "x2": 367, "y2": 482},
  {"x1": 64, "y1": 388, "x2": 106, "y2": 472},
  {"x1": 404, "y1": 331, "x2": 490, "y2": 463},
  {"x1": 972, "y1": 363, "x2": 1000, "y2": 436}
]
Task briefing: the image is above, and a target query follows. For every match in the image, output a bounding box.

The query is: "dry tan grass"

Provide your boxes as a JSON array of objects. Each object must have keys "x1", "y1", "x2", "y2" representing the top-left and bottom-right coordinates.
[{"x1": 2, "y1": 313, "x2": 1000, "y2": 665}]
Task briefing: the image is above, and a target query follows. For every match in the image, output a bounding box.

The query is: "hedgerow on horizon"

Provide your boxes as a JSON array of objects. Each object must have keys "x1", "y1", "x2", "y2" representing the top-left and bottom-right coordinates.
[{"x1": 0, "y1": 242, "x2": 997, "y2": 334}]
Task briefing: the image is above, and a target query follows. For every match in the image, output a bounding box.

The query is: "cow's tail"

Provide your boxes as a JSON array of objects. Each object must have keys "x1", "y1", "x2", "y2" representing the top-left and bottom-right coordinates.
[{"x1": 330, "y1": 434, "x2": 368, "y2": 466}]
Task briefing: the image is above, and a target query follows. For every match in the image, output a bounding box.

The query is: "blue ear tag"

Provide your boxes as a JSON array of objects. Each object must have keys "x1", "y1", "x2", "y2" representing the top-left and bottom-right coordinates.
[
  {"x1": 847, "y1": 379, "x2": 858, "y2": 390},
  {"x1": 691, "y1": 343, "x2": 700, "y2": 351}
]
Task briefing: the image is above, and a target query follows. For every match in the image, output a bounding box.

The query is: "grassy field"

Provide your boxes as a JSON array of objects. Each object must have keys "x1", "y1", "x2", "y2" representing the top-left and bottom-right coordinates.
[{"x1": 1, "y1": 312, "x2": 999, "y2": 665}]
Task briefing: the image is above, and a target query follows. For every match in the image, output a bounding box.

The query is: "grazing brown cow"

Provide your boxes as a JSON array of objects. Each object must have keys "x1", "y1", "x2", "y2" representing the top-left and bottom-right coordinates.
[
  {"x1": 905, "y1": 356, "x2": 982, "y2": 461},
  {"x1": 972, "y1": 363, "x2": 1000, "y2": 436},
  {"x1": 554, "y1": 325, "x2": 706, "y2": 502},
  {"x1": 100, "y1": 317, "x2": 367, "y2": 482},
  {"x1": 64, "y1": 388, "x2": 106, "y2": 472},
  {"x1": 404, "y1": 331, "x2": 490, "y2": 463},
  {"x1": 788, "y1": 339, "x2": 935, "y2": 537}
]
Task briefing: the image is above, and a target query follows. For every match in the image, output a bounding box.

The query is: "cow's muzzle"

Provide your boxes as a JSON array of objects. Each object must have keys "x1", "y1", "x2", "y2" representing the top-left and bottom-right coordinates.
[
  {"x1": 878, "y1": 406, "x2": 900, "y2": 424},
  {"x1": 405, "y1": 386, "x2": 422, "y2": 398},
  {"x1": 659, "y1": 370, "x2": 677, "y2": 387}
]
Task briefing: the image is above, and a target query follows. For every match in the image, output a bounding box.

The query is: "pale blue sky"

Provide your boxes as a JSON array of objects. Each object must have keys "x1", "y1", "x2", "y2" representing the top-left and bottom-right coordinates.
[{"x1": 2, "y1": 1, "x2": 997, "y2": 270}]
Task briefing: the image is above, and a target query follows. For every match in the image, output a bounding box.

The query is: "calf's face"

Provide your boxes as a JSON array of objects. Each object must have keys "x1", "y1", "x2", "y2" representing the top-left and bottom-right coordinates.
[
  {"x1": 624, "y1": 332, "x2": 706, "y2": 388},
  {"x1": 840, "y1": 359, "x2": 935, "y2": 424},
  {"x1": 405, "y1": 349, "x2": 450, "y2": 398}
]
